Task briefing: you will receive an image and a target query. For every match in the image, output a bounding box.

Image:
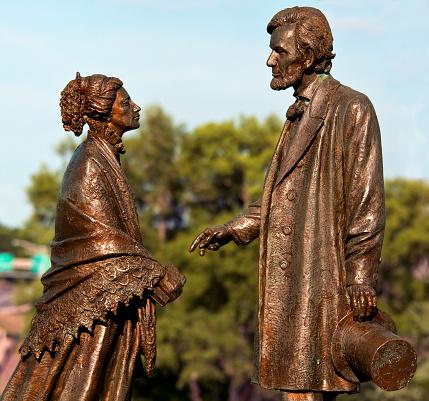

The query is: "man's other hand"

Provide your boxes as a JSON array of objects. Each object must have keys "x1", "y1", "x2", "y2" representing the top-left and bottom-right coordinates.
[{"x1": 347, "y1": 284, "x2": 377, "y2": 322}]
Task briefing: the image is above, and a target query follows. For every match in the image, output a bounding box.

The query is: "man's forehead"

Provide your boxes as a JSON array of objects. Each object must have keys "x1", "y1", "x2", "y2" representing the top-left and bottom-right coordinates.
[{"x1": 270, "y1": 24, "x2": 296, "y2": 48}]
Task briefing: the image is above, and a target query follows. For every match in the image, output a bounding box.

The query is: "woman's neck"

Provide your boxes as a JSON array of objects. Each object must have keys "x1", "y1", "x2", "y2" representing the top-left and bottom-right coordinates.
[{"x1": 88, "y1": 121, "x2": 125, "y2": 154}]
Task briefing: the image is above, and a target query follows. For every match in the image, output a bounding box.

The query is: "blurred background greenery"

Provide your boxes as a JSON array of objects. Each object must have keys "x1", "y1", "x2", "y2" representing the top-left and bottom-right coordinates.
[{"x1": 0, "y1": 106, "x2": 428, "y2": 400}]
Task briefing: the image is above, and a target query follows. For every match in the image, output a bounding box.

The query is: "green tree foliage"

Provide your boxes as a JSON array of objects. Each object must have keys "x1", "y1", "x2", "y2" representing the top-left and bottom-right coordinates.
[
  {"x1": 0, "y1": 224, "x2": 24, "y2": 255},
  {"x1": 19, "y1": 164, "x2": 61, "y2": 245},
  {"x1": 13, "y1": 106, "x2": 429, "y2": 401},
  {"x1": 16, "y1": 135, "x2": 80, "y2": 245},
  {"x1": 379, "y1": 179, "x2": 429, "y2": 311},
  {"x1": 123, "y1": 105, "x2": 186, "y2": 243},
  {"x1": 178, "y1": 115, "x2": 281, "y2": 217},
  {"x1": 122, "y1": 109, "x2": 282, "y2": 400},
  {"x1": 154, "y1": 216, "x2": 258, "y2": 394}
]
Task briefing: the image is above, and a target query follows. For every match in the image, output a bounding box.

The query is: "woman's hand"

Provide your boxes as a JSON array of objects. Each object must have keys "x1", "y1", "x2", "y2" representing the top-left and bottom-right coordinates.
[{"x1": 151, "y1": 264, "x2": 186, "y2": 306}]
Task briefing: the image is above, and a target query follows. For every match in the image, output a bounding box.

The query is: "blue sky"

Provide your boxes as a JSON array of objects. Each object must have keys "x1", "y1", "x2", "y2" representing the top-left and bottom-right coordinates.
[{"x1": 0, "y1": 0, "x2": 428, "y2": 227}]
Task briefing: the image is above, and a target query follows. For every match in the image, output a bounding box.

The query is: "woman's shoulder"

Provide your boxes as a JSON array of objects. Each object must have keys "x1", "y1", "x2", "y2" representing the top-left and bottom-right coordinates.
[{"x1": 60, "y1": 138, "x2": 108, "y2": 196}]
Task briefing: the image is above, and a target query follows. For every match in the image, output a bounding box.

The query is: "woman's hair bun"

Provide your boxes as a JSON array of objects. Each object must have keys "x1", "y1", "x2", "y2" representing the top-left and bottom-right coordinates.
[{"x1": 60, "y1": 72, "x2": 86, "y2": 136}]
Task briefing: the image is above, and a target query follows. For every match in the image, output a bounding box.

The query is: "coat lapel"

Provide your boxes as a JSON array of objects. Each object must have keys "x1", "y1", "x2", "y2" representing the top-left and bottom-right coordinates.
[{"x1": 274, "y1": 76, "x2": 341, "y2": 188}]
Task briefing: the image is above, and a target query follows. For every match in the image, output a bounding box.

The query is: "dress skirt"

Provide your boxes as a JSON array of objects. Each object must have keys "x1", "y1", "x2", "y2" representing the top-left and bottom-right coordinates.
[{"x1": 1, "y1": 307, "x2": 141, "y2": 401}]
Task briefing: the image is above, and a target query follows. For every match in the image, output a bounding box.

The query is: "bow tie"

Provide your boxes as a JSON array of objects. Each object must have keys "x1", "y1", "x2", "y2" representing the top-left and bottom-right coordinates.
[{"x1": 286, "y1": 98, "x2": 306, "y2": 122}]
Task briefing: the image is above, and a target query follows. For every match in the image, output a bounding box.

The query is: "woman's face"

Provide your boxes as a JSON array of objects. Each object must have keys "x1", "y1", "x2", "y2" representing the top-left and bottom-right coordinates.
[{"x1": 109, "y1": 87, "x2": 141, "y2": 135}]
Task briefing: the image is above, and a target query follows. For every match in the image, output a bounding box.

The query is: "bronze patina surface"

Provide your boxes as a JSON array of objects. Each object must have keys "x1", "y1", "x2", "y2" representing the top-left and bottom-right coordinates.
[
  {"x1": 331, "y1": 310, "x2": 416, "y2": 391},
  {"x1": 190, "y1": 6, "x2": 416, "y2": 400},
  {"x1": 1, "y1": 73, "x2": 185, "y2": 401}
]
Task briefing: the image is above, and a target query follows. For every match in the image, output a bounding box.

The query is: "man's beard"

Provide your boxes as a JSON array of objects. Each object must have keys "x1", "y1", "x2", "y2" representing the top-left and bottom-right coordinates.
[
  {"x1": 270, "y1": 64, "x2": 305, "y2": 91},
  {"x1": 270, "y1": 77, "x2": 290, "y2": 91}
]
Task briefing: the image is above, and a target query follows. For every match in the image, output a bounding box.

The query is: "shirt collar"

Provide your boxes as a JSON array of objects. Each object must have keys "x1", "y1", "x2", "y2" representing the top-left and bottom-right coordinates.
[{"x1": 294, "y1": 73, "x2": 330, "y2": 103}]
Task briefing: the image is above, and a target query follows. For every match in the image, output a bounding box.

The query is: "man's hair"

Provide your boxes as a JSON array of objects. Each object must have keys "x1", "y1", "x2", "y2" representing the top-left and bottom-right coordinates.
[{"x1": 267, "y1": 6, "x2": 335, "y2": 74}]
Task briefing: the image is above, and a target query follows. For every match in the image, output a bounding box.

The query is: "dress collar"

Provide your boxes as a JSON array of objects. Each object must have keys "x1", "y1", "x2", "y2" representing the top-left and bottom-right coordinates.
[{"x1": 88, "y1": 128, "x2": 125, "y2": 161}]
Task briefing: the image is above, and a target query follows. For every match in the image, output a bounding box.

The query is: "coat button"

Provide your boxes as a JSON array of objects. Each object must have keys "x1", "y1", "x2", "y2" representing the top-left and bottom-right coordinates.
[
  {"x1": 283, "y1": 226, "x2": 292, "y2": 235},
  {"x1": 287, "y1": 190, "x2": 297, "y2": 201},
  {"x1": 280, "y1": 260, "x2": 289, "y2": 270}
]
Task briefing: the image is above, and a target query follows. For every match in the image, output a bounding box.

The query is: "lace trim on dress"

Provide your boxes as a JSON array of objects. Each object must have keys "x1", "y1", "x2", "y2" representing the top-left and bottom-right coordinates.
[{"x1": 19, "y1": 256, "x2": 164, "y2": 359}]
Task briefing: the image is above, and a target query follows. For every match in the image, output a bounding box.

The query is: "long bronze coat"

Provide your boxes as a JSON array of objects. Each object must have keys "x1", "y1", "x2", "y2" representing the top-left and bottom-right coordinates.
[
  {"x1": 2, "y1": 134, "x2": 164, "y2": 401},
  {"x1": 226, "y1": 75, "x2": 385, "y2": 393}
]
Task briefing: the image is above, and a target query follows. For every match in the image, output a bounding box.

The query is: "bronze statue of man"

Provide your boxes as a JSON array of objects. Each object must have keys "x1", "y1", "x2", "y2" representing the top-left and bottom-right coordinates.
[
  {"x1": 2, "y1": 73, "x2": 185, "y2": 401},
  {"x1": 191, "y1": 7, "x2": 385, "y2": 401}
]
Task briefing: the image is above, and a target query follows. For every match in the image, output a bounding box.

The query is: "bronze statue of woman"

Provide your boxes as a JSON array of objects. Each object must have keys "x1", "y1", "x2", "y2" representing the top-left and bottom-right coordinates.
[{"x1": 1, "y1": 73, "x2": 185, "y2": 401}]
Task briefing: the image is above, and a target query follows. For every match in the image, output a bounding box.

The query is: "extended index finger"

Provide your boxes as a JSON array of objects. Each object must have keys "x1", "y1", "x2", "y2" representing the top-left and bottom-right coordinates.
[{"x1": 189, "y1": 231, "x2": 207, "y2": 253}]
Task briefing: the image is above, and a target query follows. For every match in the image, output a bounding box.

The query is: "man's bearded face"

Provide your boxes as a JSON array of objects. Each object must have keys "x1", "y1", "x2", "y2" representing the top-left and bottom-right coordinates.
[{"x1": 267, "y1": 25, "x2": 306, "y2": 91}]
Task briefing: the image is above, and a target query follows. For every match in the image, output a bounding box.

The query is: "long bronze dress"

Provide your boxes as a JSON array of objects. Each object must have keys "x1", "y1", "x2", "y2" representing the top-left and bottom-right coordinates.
[
  {"x1": 226, "y1": 75, "x2": 385, "y2": 393},
  {"x1": 2, "y1": 133, "x2": 165, "y2": 401}
]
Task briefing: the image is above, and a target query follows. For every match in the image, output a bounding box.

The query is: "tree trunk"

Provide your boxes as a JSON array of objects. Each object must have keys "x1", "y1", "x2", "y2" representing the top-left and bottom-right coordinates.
[
  {"x1": 241, "y1": 185, "x2": 250, "y2": 207},
  {"x1": 156, "y1": 189, "x2": 171, "y2": 244},
  {"x1": 228, "y1": 380, "x2": 243, "y2": 401},
  {"x1": 158, "y1": 216, "x2": 167, "y2": 244},
  {"x1": 189, "y1": 371, "x2": 202, "y2": 401},
  {"x1": 228, "y1": 378, "x2": 282, "y2": 401}
]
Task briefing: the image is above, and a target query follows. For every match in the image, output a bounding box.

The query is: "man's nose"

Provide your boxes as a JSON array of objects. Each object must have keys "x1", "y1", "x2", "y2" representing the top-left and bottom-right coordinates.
[
  {"x1": 267, "y1": 51, "x2": 276, "y2": 67},
  {"x1": 133, "y1": 103, "x2": 141, "y2": 112}
]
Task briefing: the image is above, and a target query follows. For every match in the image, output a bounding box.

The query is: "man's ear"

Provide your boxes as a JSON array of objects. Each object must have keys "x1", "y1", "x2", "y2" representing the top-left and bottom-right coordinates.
[{"x1": 303, "y1": 48, "x2": 315, "y2": 71}]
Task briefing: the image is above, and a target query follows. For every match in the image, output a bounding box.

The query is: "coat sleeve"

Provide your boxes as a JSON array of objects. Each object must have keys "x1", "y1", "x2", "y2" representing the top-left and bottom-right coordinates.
[
  {"x1": 343, "y1": 95, "x2": 385, "y2": 288},
  {"x1": 225, "y1": 199, "x2": 261, "y2": 246}
]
